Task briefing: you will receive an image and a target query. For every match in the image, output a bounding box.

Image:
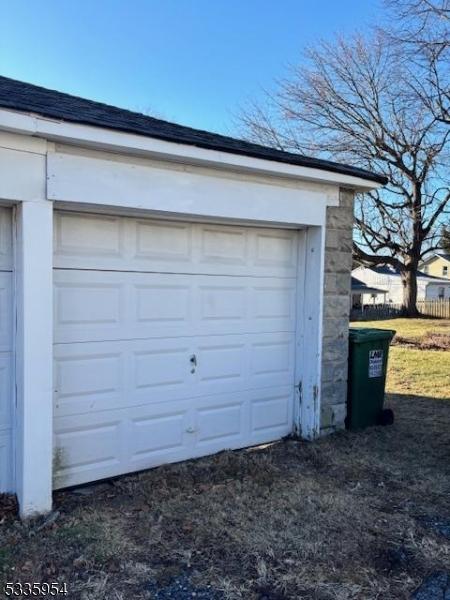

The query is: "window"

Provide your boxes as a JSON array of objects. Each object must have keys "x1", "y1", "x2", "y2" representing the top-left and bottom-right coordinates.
[
  {"x1": 438, "y1": 287, "x2": 445, "y2": 299},
  {"x1": 443, "y1": 266, "x2": 448, "y2": 277}
]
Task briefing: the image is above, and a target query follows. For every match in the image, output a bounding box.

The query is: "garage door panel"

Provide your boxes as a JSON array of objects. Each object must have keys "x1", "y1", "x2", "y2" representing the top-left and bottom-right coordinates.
[
  {"x1": 54, "y1": 386, "x2": 293, "y2": 489},
  {"x1": 54, "y1": 270, "x2": 296, "y2": 343},
  {"x1": 54, "y1": 211, "x2": 124, "y2": 260},
  {"x1": 54, "y1": 349, "x2": 124, "y2": 413},
  {"x1": 134, "y1": 219, "x2": 193, "y2": 262},
  {"x1": 136, "y1": 283, "x2": 191, "y2": 324},
  {"x1": 251, "y1": 389, "x2": 292, "y2": 434},
  {"x1": 133, "y1": 346, "x2": 193, "y2": 391},
  {"x1": 56, "y1": 420, "x2": 122, "y2": 468},
  {"x1": 0, "y1": 353, "x2": 13, "y2": 429},
  {"x1": 199, "y1": 284, "x2": 246, "y2": 322},
  {"x1": 54, "y1": 333, "x2": 294, "y2": 418},
  {"x1": 53, "y1": 417, "x2": 125, "y2": 489},
  {"x1": 189, "y1": 388, "x2": 293, "y2": 460},
  {"x1": 250, "y1": 336, "x2": 295, "y2": 388},
  {"x1": 54, "y1": 338, "x2": 195, "y2": 417},
  {"x1": 128, "y1": 401, "x2": 194, "y2": 467},
  {"x1": 199, "y1": 225, "x2": 248, "y2": 266},
  {"x1": 54, "y1": 213, "x2": 298, "y2": 278},
  {"x1": 0, "y1": 208, "x2": 13, "y2": 271},
  {"x1": 195, "y1": 333, "x2": 295, "y2": 396},
  {"x1": 54, "y1": 280, "x2": 124, "y2": 329},
  {"x1": 196, "y1": 341, "x2": 246, "y2": 383},
  {"x1": 253, "y1": 230, "x2": 297, "y2": 270},
  {"x1": 53, "y1": 212, "x2": 298, "y2": 489},
  {"x1": 0, "y1": 273, "x2": 13, "y2": 351},
  {"x1": 54, "y1": 401, "x2": 194, "y2": 488},
  {"x1": 131, "y1": 410, "x2": 188, "y2": 460},
  {"x1": 199, "y1": 281, "x2": 296, "y2": 332},
  {"x1": 252, "y1": 283, "x2": 296, "y2": 321},
  {"x1": 195, "y1": 401, "x2": 245, "y2": 446},
  {"x1": 0, "y1": 431, "x2": 12, "y2": 492}
]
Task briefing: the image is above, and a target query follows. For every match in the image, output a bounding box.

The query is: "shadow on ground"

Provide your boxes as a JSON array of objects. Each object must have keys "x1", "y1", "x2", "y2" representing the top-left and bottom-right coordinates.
[{"x1": 1, "y1": 393, "x2": 449, "y2": 599}]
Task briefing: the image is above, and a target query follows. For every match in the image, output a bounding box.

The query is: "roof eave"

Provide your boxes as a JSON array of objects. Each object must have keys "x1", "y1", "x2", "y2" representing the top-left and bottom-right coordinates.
[
  {"x1": 0, "y1": 107, "x2": 384, "y2": 192},
  {"x1": 420, "y1": 252, "x2": 450, "y2": 265}
]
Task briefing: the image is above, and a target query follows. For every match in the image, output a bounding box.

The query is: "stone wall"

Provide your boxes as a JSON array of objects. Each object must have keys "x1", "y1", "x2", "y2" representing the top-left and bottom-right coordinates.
[{"x1": 320, "y1": 187, "x2": 355, "y2": 434}]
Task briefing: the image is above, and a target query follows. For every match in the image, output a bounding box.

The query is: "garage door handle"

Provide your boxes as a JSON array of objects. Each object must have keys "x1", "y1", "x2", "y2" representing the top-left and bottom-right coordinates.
[{"x1": 190, "y1": 354, "x2": 197, "y2": 366}]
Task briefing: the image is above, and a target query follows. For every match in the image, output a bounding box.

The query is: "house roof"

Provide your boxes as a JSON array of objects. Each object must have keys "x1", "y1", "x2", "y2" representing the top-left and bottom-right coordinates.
[
  {"x1": 0, "y1": 76, "x2": 387, "y2": 185},
  {"x1": 367, "y1": 265, "x2": 450, "y2": 283},
  {"x1": 351, "y1": 276, "x2": 386, "y2": 294},
  {"x1": 421, "y1": 252, "x2": 450, "y2": 265}
]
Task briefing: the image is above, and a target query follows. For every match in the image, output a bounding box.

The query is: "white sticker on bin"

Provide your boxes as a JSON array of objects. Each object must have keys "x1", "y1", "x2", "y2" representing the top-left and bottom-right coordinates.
[{"x1": 368, "y1": 349, "x2": 383, "y2": 378}]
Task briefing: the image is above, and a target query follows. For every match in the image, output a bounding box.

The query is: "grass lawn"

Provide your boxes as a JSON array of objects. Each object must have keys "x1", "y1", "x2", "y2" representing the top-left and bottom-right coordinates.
[
  {"x1": 388, "y1": 347, "x2": 450, "y2": 399},
  {"x1": 351, "y1": 318, "x2": 450, "y2": 342},
  {"x1": 351, "y1": 318, "x2": 450, "y2": 400},
  {"x1": 0, "y1": 318, "x2": 449, "y2": 599}
]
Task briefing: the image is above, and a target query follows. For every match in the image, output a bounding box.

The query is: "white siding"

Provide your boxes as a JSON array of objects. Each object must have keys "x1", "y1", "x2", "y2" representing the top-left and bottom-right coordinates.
[
  {"x1": 426, "y1": 283, "x2": 450, "y2": 300},
  {"x1": 352, "y1": 266, "x2": 450, "y2": 303}
]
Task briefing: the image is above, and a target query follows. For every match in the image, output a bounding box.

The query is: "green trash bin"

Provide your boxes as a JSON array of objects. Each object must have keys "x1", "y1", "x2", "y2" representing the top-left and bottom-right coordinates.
[{"x1": 346, "y1": 328, "x2": 396, "y2": 430}]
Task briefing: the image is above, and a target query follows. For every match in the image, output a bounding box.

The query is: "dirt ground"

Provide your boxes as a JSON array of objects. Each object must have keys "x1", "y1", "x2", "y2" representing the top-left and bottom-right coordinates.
[{"x1": 1, "y1": 392, "x2": 449, "y2": 599}]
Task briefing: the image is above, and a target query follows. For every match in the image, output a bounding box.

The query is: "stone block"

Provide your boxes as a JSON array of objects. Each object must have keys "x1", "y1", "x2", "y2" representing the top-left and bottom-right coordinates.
[
  {"x1": 323, "y1": 295, "x2": 350, "y2": 318},
  {"x1": 321, "y1": 380, "x2": 347, "y2": 406},
  {"x1": 326, "y1": 206, "x2": 353, "y2": 230},
  {"x1": 319, "y1": 186, "x2": 355, "y2": 435},
  {"x1": 322, "y1": 316, "x2": 349, "y2": 341},
  {"x1": 320, "y1": 403, "x2": 347, "y2": 430}
]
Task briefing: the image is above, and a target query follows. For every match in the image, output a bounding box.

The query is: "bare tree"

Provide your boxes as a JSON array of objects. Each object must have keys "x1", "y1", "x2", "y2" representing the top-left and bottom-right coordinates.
[
  {"x1": 442, "y1": 225, "x2": 450, "y2": 250},
  {"x1": 385, "y1": 0, "x2": 450, "y2": 124},
  {"x1": 240, "y1": 32, "x2": 450, "y2": 315}
]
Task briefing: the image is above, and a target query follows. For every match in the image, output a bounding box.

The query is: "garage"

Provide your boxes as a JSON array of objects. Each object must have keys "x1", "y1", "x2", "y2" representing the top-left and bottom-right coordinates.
[
  {"x1": 53, "y1": 211, "x2": 298, "y2": 488},
  {"x1": 0, "y1": 207, "x2": 13, "y2": 492},
  {"x1": 0, "y1": 77, "x2": 386, "y2": 516}
]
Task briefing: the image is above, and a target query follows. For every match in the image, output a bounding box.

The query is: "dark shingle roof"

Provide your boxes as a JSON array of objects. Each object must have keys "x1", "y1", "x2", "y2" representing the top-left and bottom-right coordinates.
[{"x1": 0, "y1": 76, "x2": 387, "y2": 185}]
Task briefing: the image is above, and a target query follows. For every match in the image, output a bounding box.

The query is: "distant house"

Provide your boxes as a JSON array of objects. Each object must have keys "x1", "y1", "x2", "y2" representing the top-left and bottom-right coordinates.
[
  {"x1": 350, "y1": 276, "x2": 387, "y2": 309},
  {"x1": 352, "y1": 265, "x2": 450, "y2": 304},
  {"x1": 420, "y1": 253, "x2": 450, "y2": 280}
]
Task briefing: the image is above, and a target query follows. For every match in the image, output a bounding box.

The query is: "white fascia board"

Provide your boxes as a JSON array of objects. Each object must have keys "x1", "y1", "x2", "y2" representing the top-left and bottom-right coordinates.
[
  {"x1": 0, "y1": 131, "x2": 48, "y2": 155},
  {"x1": 433, "y1": 253, "x2": 450, "y2": 265},
  {"x1": 0, "y1": 108, "x2": 382, "y2": 193},
  {"x1": 47, "y1": 151, "x2": 329, "y2": 227},
  {"x1": 0, "y1": 146, "x2": 46, "y2": 202}
]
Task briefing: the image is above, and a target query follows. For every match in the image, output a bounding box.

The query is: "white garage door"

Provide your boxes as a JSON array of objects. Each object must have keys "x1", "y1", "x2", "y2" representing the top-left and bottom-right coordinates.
[
  {"x1": 53, "y1": 212, "x2": 298, "y2": 489},
  {"x1": 0, "y1": 207, "x2": 13, "y2": 492}
]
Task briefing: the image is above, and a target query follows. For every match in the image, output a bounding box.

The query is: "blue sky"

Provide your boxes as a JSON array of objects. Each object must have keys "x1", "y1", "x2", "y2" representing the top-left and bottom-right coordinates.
[{"x1": 0, "y1": 0, "x2": 381, "y2": 135}]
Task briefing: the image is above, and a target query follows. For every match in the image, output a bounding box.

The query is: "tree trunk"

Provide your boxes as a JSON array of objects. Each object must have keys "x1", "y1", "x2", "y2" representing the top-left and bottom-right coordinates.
[{"x1": 401, "y1": 269, "x2": 419, "y2": 316}]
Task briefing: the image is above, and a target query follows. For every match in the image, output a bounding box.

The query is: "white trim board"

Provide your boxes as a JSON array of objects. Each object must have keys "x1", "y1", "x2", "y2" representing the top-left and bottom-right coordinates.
[
  {"x1": 47, "y1": 152, "x2": 329, "y2": 227},
  {"x1": 0, "y1": 107, "x2": 382, "y2": 192}
]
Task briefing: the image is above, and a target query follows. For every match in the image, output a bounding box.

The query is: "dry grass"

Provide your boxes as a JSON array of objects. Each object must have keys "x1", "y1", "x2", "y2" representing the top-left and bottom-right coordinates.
[
  {"x1": 351, "y1": 318, "x2": 450, "y2": 400},
  {"x1": 388, "y1": 347, "x2": 450, "y2": 399},
  {"x1": 351, "y1": 318, "x2": 450, "y2": 344},
  {"x1": 1, "y1": 394, "x2": 450, "y2": 599},
  {"x1": 1, "y1": 318, "x2": 449, "y2": 599}
]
